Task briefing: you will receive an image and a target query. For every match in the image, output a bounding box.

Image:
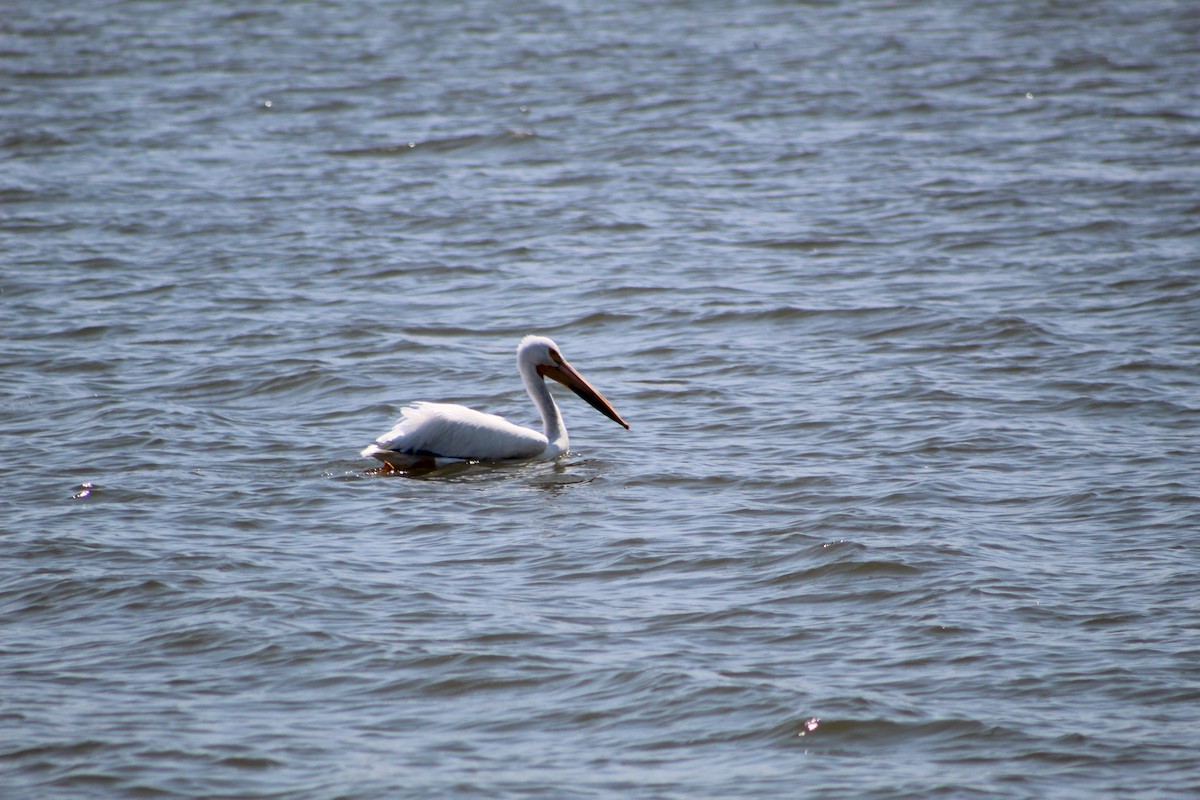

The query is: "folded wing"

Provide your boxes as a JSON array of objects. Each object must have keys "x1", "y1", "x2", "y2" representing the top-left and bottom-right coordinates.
[{"x1": 361, "y1": 402, "x2": 548, "y2": 462}]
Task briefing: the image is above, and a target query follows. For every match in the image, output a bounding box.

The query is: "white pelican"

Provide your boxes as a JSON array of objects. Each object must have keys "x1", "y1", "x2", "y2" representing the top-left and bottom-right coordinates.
[{"x1": 361, "y1": 335, "x2": 629, "y2": 468}]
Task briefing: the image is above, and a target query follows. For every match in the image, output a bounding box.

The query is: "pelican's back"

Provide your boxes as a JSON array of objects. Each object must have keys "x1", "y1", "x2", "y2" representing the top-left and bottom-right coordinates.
[{"x1": 364, "y1": 402, "x2": 548, "y2": 462}]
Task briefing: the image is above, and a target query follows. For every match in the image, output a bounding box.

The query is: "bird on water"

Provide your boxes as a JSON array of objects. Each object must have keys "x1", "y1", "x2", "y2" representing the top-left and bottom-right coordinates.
[{"x1": 361, "y1": 335, "x2": 629, "y2": 469}]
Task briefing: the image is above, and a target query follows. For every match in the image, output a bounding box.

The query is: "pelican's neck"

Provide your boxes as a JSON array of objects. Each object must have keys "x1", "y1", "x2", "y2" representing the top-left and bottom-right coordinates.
[{"x1": 520, "y1": 359, "x2": 568, "y2": 456}]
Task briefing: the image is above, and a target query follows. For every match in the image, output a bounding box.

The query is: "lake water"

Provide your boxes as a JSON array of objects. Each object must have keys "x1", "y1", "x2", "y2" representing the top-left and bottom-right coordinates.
[{"x1": 3, "y1": 1, "x2": 1199, "y2": 797}]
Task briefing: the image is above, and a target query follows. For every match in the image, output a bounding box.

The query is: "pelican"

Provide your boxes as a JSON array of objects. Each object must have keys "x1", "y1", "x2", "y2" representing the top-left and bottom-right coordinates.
[{"x1": 361, "y1": 335, "x2": 629, "y2": 468}]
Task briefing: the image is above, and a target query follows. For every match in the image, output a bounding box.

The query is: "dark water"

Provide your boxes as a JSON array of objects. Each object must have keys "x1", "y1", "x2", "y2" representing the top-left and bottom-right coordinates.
[{"x1": 3, "y1": 1, "x2": 1200, "y2": 797}]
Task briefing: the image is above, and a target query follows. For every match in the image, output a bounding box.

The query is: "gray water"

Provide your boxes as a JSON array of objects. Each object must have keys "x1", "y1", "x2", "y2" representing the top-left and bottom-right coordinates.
[{"x1": 3, "y1": 1, "x2": 1200, "y2": 797}]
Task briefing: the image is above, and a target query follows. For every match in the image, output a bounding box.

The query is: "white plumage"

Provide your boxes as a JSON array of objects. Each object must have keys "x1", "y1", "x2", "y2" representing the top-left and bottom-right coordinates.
[{"x1": 361, "y1": 336, "x2": 628, "y2": 468}]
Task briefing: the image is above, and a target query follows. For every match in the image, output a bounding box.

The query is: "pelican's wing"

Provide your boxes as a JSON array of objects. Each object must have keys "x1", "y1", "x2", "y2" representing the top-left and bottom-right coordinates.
[{"x1": 362, "y1": 402, "x2": 548, "y2": 462}]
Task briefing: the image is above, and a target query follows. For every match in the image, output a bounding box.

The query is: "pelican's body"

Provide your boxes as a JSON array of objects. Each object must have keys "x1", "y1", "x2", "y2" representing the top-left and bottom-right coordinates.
[{"x1": 362, "y1": 336, "x2": 628, "y2": 468}]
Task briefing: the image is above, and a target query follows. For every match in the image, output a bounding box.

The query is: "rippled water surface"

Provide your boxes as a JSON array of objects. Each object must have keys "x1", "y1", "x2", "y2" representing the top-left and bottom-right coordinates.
[{"x1": 4, "y1": 1, "x2": 1200, "y2": 797}]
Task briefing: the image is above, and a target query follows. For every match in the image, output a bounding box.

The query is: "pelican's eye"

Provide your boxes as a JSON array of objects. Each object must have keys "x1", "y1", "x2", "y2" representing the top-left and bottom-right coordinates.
[{"x1": 548, "y1": 348, "x2": 563, "y2": 365}]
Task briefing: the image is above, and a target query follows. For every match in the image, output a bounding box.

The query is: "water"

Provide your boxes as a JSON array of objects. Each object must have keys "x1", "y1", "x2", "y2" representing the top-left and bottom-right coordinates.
[{"x1": 3, "y1": 1, "x2": 1199, "y2": 797}]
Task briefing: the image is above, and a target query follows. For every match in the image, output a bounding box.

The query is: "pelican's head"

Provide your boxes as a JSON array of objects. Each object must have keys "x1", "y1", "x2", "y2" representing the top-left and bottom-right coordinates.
[
  {"x1": 518, "y1": 335, "x2": 630, "y2": 429},
  {"x1": 517, "y1": 335, "x2": 560, "y2": 367}
]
